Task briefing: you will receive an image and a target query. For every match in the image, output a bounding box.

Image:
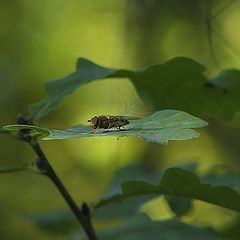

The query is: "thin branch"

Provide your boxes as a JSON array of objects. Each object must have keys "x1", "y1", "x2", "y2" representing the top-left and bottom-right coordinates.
[
  {"x1": 205, "y1": 0, "x2": 219, "y2": 65},
  {"x1": 17, "y1": 115, "x2": 98, "y2": 240},
  {"x1": 195, "y1": 1, "x2": 240, "y2": 61},
  {"x1": 32, "y1": 142, "x2": 98, "y2": 240},
  {"x1": 211, "y1": 0, "x2": 237, "y2": 20}
]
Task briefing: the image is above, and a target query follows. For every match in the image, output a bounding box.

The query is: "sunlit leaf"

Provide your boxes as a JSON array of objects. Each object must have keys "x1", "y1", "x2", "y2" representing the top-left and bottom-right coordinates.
[
  {"x1": 3, "y1": 110, "x2": 208, "y2": 145},
  {"x1": 30, "y1": 57, "x2": 240, "y2": 120},
  {"x1": 97, "y1": 168, "x2": 240, "y2": 212}
]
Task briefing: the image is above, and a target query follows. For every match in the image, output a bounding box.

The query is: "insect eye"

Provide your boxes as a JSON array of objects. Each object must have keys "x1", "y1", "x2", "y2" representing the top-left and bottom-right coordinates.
[
  {"x1": 92, "y1": 117, "x2": 99, "y2": 125},
  {"x1": 88, "y1": 116, "x2": 99, "y2": 128}
]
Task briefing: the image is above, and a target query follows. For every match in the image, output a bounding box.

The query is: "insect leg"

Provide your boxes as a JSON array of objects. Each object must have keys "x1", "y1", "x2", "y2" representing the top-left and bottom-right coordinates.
[
  {"x1": 107, "y1": 122, "x2": 114, "y2": 129},
  {"x1": 90, "y1": 126, "x2": 100, "y2": 134}
]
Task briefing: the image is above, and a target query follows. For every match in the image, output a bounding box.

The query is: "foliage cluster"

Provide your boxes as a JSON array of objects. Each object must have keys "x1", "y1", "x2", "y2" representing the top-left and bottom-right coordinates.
[{"x1": 2, "y1": 56, "x2": 240, "y2": 239}]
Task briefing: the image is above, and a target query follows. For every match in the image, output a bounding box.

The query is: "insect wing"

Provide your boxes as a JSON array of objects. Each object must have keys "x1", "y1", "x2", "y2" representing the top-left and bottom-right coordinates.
[{"x1": 114, "y1": 116, "x2": 141, "y2": 120}]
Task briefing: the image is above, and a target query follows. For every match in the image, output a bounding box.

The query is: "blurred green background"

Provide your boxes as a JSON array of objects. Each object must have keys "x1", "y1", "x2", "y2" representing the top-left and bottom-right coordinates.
[{"x1": 1, "y1": 0, "x2": 240, "y2": 239}]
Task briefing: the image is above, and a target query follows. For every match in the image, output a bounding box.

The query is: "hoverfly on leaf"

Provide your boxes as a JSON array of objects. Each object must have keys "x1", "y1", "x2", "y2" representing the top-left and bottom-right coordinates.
[{"x1": 88, "y1": 115, "x2": 139, "y2": 133}]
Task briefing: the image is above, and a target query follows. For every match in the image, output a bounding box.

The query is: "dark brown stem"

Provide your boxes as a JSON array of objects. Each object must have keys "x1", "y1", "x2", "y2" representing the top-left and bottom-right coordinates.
[
  {"x1": 16, "y1": 115, "x2": 98, "y2": 239},
  {"x1": 30, "y1": 141, "x2": 97, "y2": 240},
  {"x1": 32, "y1": 141, "x2": 98, "y2": 240}
]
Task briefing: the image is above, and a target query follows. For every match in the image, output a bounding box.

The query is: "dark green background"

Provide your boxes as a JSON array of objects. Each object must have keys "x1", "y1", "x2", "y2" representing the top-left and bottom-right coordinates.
[{"x1": 1, "y1": 1, "x2": 240, "y2": 239}]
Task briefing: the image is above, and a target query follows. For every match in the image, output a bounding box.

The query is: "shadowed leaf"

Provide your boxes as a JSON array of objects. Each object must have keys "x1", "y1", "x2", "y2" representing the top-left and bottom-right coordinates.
[
  {"x1": 97, "y1": 168, "x2": 240, "y2": 212},
  {"x1": 29, "y1": 57, "x2": 240, "y2": 120},
  {"x1": 80, "y1": 214, "x2": 222, "y2": 240}
]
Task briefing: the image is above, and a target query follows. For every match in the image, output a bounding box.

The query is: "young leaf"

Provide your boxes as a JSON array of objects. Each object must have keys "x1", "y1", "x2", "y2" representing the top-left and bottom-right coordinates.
[
  {"x1": 30, "y1": 57, "x2": 240, "y2": 120},
  {"x1": 97, "y1": 168, "x2": 240, "y2": 213},
  {"x1": 4, "y1": 110, "x2": 208, "y2": 145}
]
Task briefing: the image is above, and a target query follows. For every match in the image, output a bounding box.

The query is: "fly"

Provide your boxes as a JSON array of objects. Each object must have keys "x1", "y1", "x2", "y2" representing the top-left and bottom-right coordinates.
[{"x1": 88, "y1": 115, "x2": 139, "y2": 133}]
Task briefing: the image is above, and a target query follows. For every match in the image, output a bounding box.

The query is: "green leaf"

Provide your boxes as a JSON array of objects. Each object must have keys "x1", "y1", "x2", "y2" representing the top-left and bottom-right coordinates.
[
  {"x1": 130, "y1": 58, "x2": 240, "y2": 120},
  {"x1": 24, "y1": 165, "x2": 238, "y2": 236},
  {"x1": 105, "y1": 163, "x2": 165, "y2": 197},
  {"x1": 109, "y1": 161, "x2": 197, "y2": 191},
  {"x1": 94, "y1": 195, "x2": 153, "y2": 219},
  {"x1": 164, "y1": 195, "x2": 192, "y2": 217},
  {"x1": 21, "y1": 164, "x2": 195, "y2": 233},
  {"x1": 95, "y1": 163, "x2": 194, "y2": 219},
  {"x1": 220, "y1": 215, "x2": 240, "y2": 240},
  {"x1": 30, "y1": 57, "x2": 240, "y2": 120},
  {"x1": 3, "y1": 124, "x2": 50, "y2": 138},
  {"x1": 29, "y1": 58, "x2": 118, "y2": 120},
  {"x1": 0, "y1": 162, "x2": 37, "y2": 173},
  {"x1": 80, "y1": 214, "x2": 222, "y2": 240},
  {"x1": 97, "y1": 168, "x2": 240, "y2": 212},
  {"x1": 22, "y1": 210, "x2": 78, "y2": 234},
  {"x1": 211, "y1": 69, "x2": 240, "y2": 89},
  {"x1": 97, "y1": 162, "x2": 196, "y2": 218},
  {"x1": 201, "y1": 171, "x2": 240, "y2": 187},
  {"x1": 95, "y1": 163, "x2": 176, "y2": 219},
  {"x1": 0, "y1": 127, "x2": 9, "y2": 134},
  {"x1": 3, "y1": 110, "x2": 208, "y2": 145}
]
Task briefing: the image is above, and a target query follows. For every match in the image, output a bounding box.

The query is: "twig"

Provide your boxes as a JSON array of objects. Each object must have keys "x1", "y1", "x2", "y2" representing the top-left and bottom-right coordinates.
[{"x1": 17, "y1": 115, "x2": 98, "y2": 240}]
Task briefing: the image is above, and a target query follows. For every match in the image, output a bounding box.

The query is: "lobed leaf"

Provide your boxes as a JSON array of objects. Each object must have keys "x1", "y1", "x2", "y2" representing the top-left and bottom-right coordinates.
[
  {"x1": 98, "y1": 162, "x2": 197, "y2": 218},
  {"x1": 23, "y1": 165, "x2": 240, "y2": 236},
  {"x1": 94, "y1": 195, "x2": 153, "y2": 219},
  {"x1": 97, "y1": 168, "x2": 240, "y2": 212},
  {"x1": 29, "y1": 58, "x2": 118, "y2": 119},
  {"x1": 29, "y1": 57, "x2": 240, "y2": 120},
  {"x1": 3, "y1": 110, "x2": 208, "y2": 145}
]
